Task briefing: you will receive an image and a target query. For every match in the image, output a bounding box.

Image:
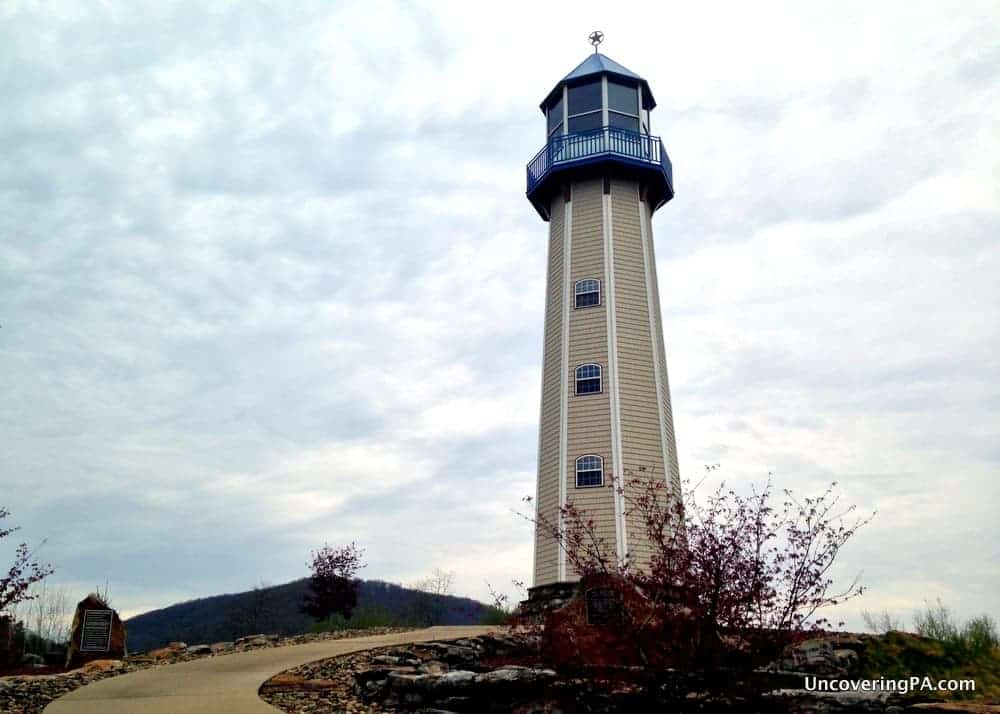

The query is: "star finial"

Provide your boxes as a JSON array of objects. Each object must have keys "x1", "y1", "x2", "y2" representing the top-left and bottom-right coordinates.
[{"x1": 588, "y1": 31, "x2": 604, "y2": 53}]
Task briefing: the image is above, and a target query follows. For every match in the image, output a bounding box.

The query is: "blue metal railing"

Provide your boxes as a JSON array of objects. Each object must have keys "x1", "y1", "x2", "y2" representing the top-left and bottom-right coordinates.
[{"x1": 526, "y1": 127, "x2": 673, "y2": 195}]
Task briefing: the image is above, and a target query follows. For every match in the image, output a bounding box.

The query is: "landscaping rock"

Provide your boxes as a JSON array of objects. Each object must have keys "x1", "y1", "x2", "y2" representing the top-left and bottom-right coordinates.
[
  {"x1": 80, "y1": 659, "x2": 124, "y2": 673},
  {"x1": 443, "y1": 645, "x2": 478, "y2": 664},
  {"x1": 185, "y1": 644, "x2": 212, "y2": 655},
  {"x1": 475, "y1": 665, "x2": 556, "y2": 687},
  {"x1": 421, "y1": 660, "x2": 448, "y2": 675},
  {"x1": 767, "y1": 687, "x2": 898, "y2": 712},
  {"x1": 234, "y1": 633, "x2": 279, "y2": 648},
  {"x1": 431, "y1": 670, "x2": 477, "y2": 689},
  {"x1": 388, "y1": 671, "x2": 436, "y2": 691},
  {"x1": 832, "y1": 647, "x2": 859, "y2": 668},
  {"x1": 146, "y1": 645, "x2": 177, "y2": 660},
  {"x1": 372, "y1": 654, "x2": 414, "y2": 666},
  {"x1": 769, "y1": 635, "x2": 869, "y2": 677},
  {"x1": 262, "y1": 673, "x2": 307, "y2": 689}
]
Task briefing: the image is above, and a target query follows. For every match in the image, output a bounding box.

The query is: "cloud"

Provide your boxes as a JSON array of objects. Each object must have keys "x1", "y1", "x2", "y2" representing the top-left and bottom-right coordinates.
[{"x1": 0, "y1": 0, "x2": 997, "y2": 628}]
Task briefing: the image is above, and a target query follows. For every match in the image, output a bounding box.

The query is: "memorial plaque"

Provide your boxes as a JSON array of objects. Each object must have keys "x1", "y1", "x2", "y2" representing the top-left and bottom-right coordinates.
[
  {"x1": 585, "y1": 587, "x2": 622, "y2": 626},
  {"x1": 79, "y1": 609, "x2": 113, "y2": 653},
  {"x1": 66, "y1": 595, "x2": 126, "y2": 667}
]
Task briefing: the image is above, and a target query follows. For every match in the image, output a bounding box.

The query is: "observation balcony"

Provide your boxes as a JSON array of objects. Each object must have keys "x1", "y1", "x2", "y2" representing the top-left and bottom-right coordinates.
[{"x1": 526, "y1": 127, "x2": 674, "y2": 221}]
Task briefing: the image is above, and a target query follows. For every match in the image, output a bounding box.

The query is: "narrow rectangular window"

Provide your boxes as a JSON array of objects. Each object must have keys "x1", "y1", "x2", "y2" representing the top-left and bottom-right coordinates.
[
  {"x1": 575, "y1": 455, "x2": 604, "y2": 488},
  {"x1": 575, "y1": 364, "x2": 602, "y2": 395},
  {"x1": 574, "y1": 278, "x2": 600, "y2": 308}
]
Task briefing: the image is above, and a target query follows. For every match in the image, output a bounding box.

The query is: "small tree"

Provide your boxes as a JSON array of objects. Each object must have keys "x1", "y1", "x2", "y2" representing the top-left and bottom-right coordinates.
[
  {"x1": 1, "y1": 507, "x2": 54, "y2": 612},
  {"x1": 417, "y1": 569, "x2": 455, "y2": 598},
  {"x1": 93, "y1": 580, "x2": 112, "y2": 609},
  {"x1": 482, "y1": 579, "x2": 525, "y2": 625},
  {"x1": 23, "y1": 582, "x2": 70, "y2": 654},
  {"x1": 526, "y1": 466, "x2": 874, "y2": 667},
  {"x1": 862, "y1": 608, "x2": 904, "y2": 634},
  {"x1": 410, "y1": 569, "x2": 456, "y2": 626},
  {"x1": 302, "y1": 542, "x2": 365, "y2": 623},
  {"x1": 911, "y1": 599, "x2": 999, "y2": 658}
]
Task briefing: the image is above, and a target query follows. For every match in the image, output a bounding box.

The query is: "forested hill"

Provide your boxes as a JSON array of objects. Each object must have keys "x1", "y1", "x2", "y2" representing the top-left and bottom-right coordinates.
[{"x1": 124, "y1": 578, "x2": 490, "y2": 652}]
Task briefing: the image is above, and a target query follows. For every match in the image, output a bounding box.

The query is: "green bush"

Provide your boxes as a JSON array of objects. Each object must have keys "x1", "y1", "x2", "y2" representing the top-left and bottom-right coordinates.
[
  {"x1": 854, "y1": 600, "x2": 1000, "y2": 701},
  {"x1": 914, "y1": 599, "x2": 960, "y2": 644},
  {"x1": 855, "y1": 629, "x2": 999, "y2": 701},
  {"x1": 309, "y1": 603, "x2": 401, "y2": 633},
  {"x1": 861, "y1": 608, "x2": 904, "y2": 634},
  {"x1": 479, "y1": 605, "x2": 510, "y2": 626},
  {"x1": 962, "y1": 615, "x2": 999, "y2": 657},
  {"x1": 913, "y1": 599, "x2": 998, "y2": 660}
]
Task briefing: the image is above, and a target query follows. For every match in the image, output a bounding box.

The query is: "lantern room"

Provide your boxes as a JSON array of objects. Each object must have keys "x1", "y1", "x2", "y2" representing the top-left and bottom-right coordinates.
[{"x1": 526, "y1": 52, "x2": 674, "y2": 221}]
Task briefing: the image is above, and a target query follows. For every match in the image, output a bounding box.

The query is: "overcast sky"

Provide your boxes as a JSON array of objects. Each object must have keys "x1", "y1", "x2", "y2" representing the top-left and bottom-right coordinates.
[{"x1": 1, "y1": 1, "x2": 997, "y2": 627}]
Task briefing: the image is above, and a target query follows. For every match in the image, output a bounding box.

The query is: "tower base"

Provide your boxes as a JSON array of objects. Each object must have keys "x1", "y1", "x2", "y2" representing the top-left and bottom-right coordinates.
[{"x1": 517, "y1": 581, "x2": 579, "y2": 621}]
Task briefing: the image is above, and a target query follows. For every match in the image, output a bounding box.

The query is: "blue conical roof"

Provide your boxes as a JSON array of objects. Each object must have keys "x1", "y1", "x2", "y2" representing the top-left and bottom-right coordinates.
[
  {"x1": 562, "y1": 53, "x2": 642, "y2": 83},
  {"x1": 540, "y1": 52, "x2": 656, "y2": 111}
]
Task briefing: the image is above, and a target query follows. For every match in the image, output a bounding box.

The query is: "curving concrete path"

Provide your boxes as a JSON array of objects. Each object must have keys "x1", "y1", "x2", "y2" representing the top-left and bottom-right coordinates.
[{"x1": 45, "y1": 626, "x2": 497, "y2": 713}]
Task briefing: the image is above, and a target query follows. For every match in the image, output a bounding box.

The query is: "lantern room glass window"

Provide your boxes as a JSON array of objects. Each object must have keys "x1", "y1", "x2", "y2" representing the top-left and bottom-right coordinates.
[
  {"x1": 568, "y1": 112, "x2": 602, "y2": 132},
  {"x1": 568, "y1": 81, "x2": 602, "y2": 114},
  {"x1": 607, "y1": 78, "x2": 641, "y2": 134},
  {"x1": 607, "y1": 80, "x2": 639, "y2": 115},
  {"x1": 576, "y1": 455, "x2": 604, "y2": 488},
  {"x1": 556, "y1": 77, "x2": 646, "y2": 136},
  {"x1": 609, "y1": 113, "x2": 639, "y2": 132},
  {"x1": 575, "y1": 364, "x2": 602, "y2": 395},
  {"x1": 567, "y1": 80, "x2": 602, "y2": 134},
  {"x1": 547, "y1": 95, "x2": 564, "y2": 136}
]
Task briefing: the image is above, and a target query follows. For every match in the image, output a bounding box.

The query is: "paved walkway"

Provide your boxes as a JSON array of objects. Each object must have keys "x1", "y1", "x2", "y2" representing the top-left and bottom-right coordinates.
[{"x1": 45, "y1": 626, "x2": 497, "y2": 713}]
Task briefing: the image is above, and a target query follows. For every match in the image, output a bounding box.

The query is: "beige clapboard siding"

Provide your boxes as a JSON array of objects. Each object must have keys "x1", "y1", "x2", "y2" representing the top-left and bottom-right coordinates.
[
  {"x1": 533, "y1": 172, "x2": 683, "y2": 586},
  {"x1": 564, "y1": 178, "x2": 617, "y2": 574},
  {"x1": 609, "y1": 179, "x2": 669, "y2": 572},
  {"x1": 534, "y1": 197, "x2": 565, "y2": 586},
  {"x1": 643, "y1": 203, "x2": 682, "y2": 496}
]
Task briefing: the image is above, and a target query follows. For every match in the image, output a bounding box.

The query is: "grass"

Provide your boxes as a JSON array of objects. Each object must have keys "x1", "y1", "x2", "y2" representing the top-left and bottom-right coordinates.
[
  {"x1": 307, "y1": 598, "x2": 511, "y2": 632},
  {"x1": 309, "y1": 604, "x2": 404, "y2": 633},
  {"x1": 853, "y1": 601, "x2": 1000, "y2": 702},
  {"x1": 479, "y1": 605, "x2": 511, "y2": 626}
]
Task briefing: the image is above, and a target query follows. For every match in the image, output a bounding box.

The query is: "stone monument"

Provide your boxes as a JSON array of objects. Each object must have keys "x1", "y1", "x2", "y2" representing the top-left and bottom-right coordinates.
[{"x1": 65, "y1": 593, "x2": 126, "y2": 668}]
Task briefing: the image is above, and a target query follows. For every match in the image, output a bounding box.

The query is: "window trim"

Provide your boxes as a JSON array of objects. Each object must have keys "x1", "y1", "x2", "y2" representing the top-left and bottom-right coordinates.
[
  {"x1": 574, "y1": 363, "x2": 603, "y2": 395},
  {"x1": 575, "y1": 454, "x2": 604, "y2": 488},
  {"x1": 574, "y1": 278, "x2": 601, "y2": 309}
]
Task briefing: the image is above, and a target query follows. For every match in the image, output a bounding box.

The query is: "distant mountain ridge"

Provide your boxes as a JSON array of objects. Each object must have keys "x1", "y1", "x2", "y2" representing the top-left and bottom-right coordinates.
[{"x1": 124, "y1": 578, "x2": 489, "y2": 652}]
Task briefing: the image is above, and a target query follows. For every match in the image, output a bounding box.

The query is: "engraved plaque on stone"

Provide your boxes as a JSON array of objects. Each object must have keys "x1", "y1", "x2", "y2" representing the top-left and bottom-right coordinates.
[
  {"x1": 585, "y1": 587, "x2": 622, "y2": 626},
  {"x1": 79, "y1": 609, "x2": 113, "y2": 652}
]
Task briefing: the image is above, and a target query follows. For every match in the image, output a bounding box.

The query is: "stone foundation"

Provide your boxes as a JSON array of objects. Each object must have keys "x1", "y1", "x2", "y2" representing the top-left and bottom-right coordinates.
[{"x1": 517, "y1": 581, "x2": 579, "y2": 621}]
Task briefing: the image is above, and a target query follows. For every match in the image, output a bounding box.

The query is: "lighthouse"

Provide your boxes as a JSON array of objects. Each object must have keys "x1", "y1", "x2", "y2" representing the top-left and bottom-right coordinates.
[{"x1": 528, "y1": 35, "x2": 681, "y2": 588}]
